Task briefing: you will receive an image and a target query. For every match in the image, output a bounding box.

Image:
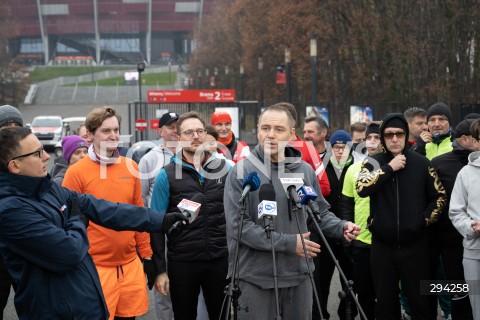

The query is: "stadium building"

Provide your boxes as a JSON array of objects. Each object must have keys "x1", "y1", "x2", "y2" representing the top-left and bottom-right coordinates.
[{"x1": 5, "y1": 0, "x2": 214, "y2": 65}]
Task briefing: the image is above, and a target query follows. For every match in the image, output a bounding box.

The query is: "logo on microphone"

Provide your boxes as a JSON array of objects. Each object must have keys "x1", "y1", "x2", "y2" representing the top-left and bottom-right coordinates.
[{"x1": 259, "y1": 201, "x2": 276, "y2": 215}]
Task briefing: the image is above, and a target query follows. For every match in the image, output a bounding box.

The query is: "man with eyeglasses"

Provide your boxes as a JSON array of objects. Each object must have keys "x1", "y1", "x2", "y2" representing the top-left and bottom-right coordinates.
[
  {"x1": 316, "y1": 129, "x2": 356, "y2": 320},
  {"x1": 150, "y1": 111, "x2": 231, "y2": 320},
  {"x1": 0, "y1": 126, "x2": 186, "y2": 320},
  {"x1": 0, "y1": 104, "x2": 23, "y2": 320},
  {"x1": 340, "y1": 122, "x2": 383, "y2": 320},
  {"x1": 356, "y1": 113, "x2": 447, "y2": 319}
]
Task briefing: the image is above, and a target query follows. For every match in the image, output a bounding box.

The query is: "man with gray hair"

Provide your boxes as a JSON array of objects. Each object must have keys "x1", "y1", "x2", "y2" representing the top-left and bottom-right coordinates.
[{"x1": 303, "y1": 115, "x2": 329, "y2": 160}]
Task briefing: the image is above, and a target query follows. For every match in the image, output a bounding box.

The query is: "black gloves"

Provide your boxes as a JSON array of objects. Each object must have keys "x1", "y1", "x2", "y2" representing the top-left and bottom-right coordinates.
[
  {"x1": 162, "y1": 212, "x2": 189, "y2": 234},
  {"x1": 67, "y1": 197, "x2": 89, "y2": 228},
  {"x1": 143, "y1": 259, "x2": 155, "y2": 290}
]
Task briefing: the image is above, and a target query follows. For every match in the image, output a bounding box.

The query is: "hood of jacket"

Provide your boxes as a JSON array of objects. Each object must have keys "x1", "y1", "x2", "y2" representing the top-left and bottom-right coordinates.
[
  {"x1": 380, "y1": 113, "x2": 410, "y2": 158},
  {"x1": 468, "y1": 151, "x2": 480, "y2": 167},
  {"x1": 0, "y1": 172, "x2": 52, "y2": 199},
  {"x1": 51, "y1": 162, "x2": 68, "y2": 179},
  {"x1": 251, "y1": 144, "x2": 303, "y2": 171}
]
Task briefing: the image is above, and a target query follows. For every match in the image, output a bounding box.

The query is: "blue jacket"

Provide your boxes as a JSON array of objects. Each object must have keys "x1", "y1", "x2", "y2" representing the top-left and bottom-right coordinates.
[{"x1": 0, "y1": 172, "x2": 165, "y2": 320}]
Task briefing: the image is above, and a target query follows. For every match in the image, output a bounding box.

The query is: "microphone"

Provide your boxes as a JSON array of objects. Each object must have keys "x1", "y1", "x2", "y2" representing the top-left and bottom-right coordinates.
[
  {"x1": 257, "y1": 184, "x2": 277, "y2": 220},
  {"x1": 168, "y1": 193, "x2": 206, "y2": 235},
  {"x1": 297, "y1": 185, "x2": 321, "y2": 215},
  {"x1": 238, "y1": 172, "x2": 261, "y2": 203},
  {"x1": 279, "y1": 177, "x2": 304, "y2": 209}
]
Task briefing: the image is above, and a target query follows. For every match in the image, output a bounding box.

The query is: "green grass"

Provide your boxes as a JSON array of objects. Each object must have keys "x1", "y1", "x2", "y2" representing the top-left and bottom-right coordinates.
[
  {"x1": 66, "y1": 72, "x2": 177, "y2": 87},
  {"x1": 29, "y1": 66, "x2": 131, "y2": 83}
]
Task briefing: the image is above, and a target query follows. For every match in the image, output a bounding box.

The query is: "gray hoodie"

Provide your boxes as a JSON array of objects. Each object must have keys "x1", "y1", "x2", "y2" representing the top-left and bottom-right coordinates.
[
  {"x1": 449, "y1": 151, "x2": 480, "y2": 259},
  {"x1": 138, "y1": 145, "x2": 174, "y2": 207},
  {"x1": 224, "y1": 145, "x2": 346, "y2": 289}
]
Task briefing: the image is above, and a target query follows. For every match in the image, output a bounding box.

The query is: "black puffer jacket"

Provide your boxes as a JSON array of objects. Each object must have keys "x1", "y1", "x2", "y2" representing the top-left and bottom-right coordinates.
[
  {"x1": 356, "y1": 113, "x2": 447, "y2": 245},
  {"x1": 150, "y1": 152, "x2": 231, "y2": 269}
]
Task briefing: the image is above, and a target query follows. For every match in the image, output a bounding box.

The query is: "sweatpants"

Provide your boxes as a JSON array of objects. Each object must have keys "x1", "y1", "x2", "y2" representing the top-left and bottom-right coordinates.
[
  {"x1": 237, "y1": 278, "x2": 313, "y2": 320},
  {"x1": 463, "y1": 257, "x2": 480, "y2": 320},
  {"x1": 371, "y1": 237, "x2": 431, "y2": 320}
]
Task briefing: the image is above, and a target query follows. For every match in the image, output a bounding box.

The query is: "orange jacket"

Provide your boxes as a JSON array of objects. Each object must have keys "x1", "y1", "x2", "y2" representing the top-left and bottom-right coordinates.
[{"x1": 62, "y1": 156, "x2": 152, "y2": 267}]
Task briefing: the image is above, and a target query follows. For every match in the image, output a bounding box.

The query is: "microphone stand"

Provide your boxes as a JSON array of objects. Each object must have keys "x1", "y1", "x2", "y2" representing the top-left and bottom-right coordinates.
[
  {"x1": 223, "y1": 199, "x2": 247, "y2": 320},
  {"x1": 264, "y1": 216, "x2": 282, "y2": 320},
  {"x1": 305, "y1": 206, "x2": 368, "y2": 320},
  {"x1": 289, "y1": 202, "x2": 325, "y2": 320}
]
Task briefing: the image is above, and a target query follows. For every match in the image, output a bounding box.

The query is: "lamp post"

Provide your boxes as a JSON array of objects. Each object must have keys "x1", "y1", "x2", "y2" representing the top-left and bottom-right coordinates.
[
  {"x1": 137, "y1": 62, "x2": 145, "y2": 103},
  {"x1": 225, "y1": 66, "x2": 230, "y2": 89},
  {"x1": 285, "y1": 48, "x2": 292, "y2": 103},
  {"x1": 258, "y1": 57, "x2": 264, "y2": 111},
  {"x1": 310, "y1": 35, "x2": 318, "y2": 107},
  {"x1": 205, "y1": 68, "x2": 209, "y2": 89},
  {"x1": 137, "y1": 62, "x2": 146, "y2": 141},
  {"x1": 214, "y1": 67, "x2": 218, "y2": 88},
  {"x1": 239, "y1": 63, "x2": 245, "y2": 101},
  {"x1": 197, "y1": 70, "x2": 201, "y2": 89}
]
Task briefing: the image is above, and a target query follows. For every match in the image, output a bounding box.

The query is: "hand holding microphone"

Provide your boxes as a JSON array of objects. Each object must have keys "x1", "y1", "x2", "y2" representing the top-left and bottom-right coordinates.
[{"x1": 164, "y1": 193, "x2": 206, "y2": 235}]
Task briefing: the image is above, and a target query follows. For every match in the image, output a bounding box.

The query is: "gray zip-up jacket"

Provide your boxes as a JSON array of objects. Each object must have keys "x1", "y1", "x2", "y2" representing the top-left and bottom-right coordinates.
[
  {"x1": 138, "y1": 145, "x2": 174, "y2": 207},
  {"x1": 450, "y1": 151, "x2": 480, "y2": 259},
  {"x1": 224, "y1": 145, "x2": 346, "y2": 289}
]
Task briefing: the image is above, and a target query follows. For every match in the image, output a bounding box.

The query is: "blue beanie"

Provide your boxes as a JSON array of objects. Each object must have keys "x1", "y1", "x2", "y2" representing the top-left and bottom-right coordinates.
[{"x1": 330, "y1": 130, "x2": 352, "y2": 146}]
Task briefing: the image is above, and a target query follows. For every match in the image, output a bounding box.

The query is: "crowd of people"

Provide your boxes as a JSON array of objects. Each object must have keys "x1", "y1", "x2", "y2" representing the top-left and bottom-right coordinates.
[{"x1": 0, "y1": 101, "x2": 479, "y2": 320}]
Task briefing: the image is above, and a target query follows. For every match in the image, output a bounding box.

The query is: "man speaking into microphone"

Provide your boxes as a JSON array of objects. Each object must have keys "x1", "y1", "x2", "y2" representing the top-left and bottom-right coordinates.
[
  {"x1": 224, "y1": 104, "x2": 360, "y2": 319},
  {"x1": 151, "y1": 112, "x2": 232, "y2": 320}
]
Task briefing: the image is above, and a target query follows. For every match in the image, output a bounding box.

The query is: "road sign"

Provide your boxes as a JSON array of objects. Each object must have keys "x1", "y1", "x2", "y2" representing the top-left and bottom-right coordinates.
[
  {"x1": 147, "y1": 89, "x2": 235, "y2": 103},
  {"x1": 135, "y1": 118, "x2": 147, "y2": 131}
]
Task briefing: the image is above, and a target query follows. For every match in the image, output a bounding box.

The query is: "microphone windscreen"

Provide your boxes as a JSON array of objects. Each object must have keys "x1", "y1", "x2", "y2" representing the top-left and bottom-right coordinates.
[
  {"x1": 259, "y1": 184, "x2": 276, "y2": 202},
  {"x1": 242, "y1": 172, "x2": 261, "y2": 192},
  {"x1": 190, "y1": 193, "x2": 207, "y2": 210}
]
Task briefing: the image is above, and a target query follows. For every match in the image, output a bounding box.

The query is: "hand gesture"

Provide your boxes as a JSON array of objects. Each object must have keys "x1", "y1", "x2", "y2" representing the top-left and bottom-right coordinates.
[
  {"x1": 420, "y1": 131, "x2": 432, "y2": 143},
  {"x1": 296, "y1": 232, "x2": 321, "y2": 258},
  {"x1": 343, "y1": 222, "x2": 361, "y2": 242},
  {"x1": 388, "y1": 154, "x2": 406, "y2": 171}
]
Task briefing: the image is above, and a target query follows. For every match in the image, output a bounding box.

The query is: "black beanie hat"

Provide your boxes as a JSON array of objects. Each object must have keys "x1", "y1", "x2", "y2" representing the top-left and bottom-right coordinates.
[
  {"x1": 426, "y1": 102, "x2": 452, "y2": 125},
  {"x1": 454, "y1": 119, "x2": 475, "y2": 138},
  {"x1": 365, "y1": 122, "x2": 380, "y2": 137}
]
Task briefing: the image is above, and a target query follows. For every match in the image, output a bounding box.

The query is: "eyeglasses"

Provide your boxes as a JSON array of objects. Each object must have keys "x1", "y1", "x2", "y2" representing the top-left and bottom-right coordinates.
[
  {"x1": 384, "y1": 131, "x2": 406, "y2": 140},
  {"x1": 181, "y1": 129, "x2": 207, "y2": 138},
  {"x1": 10, "y1": 146, "x2": 44, "y2": 162},
  {"x1": 332, "y1": 145, "x2": 348, "y2": 152}
]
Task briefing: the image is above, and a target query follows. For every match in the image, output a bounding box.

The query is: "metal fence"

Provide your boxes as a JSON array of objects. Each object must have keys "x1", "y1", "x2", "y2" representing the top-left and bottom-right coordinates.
[{"x1": 127, "y1": 101, "x2": 261, "y2": 145}]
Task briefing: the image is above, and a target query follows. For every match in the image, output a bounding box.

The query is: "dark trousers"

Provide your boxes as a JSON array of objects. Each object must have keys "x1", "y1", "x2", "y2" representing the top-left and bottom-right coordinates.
[
  {"x1": 371, "y1": 237, "x2": 431, "y2": 320},
  {"x1": 311, "y1": 234, "x2": 354, "y2": 320},
  {"x1": 351, "y1": 245, "x2": 375, "y2": 320},
  {"x1": 429, "y1": 236, "x2": 474, "y2": 320},
  {"x1": 168, "y1": 257, "x2": 228, "y2": 320},
  {"x1": 0, "y1": 258, "x2": 14, "y2": 320}
]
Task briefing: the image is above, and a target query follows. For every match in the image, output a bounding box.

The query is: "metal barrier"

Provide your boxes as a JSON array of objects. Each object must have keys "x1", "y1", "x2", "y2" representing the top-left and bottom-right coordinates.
[{"x1": 127, "y1": 101, "x2": 261, "y2": 145}]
